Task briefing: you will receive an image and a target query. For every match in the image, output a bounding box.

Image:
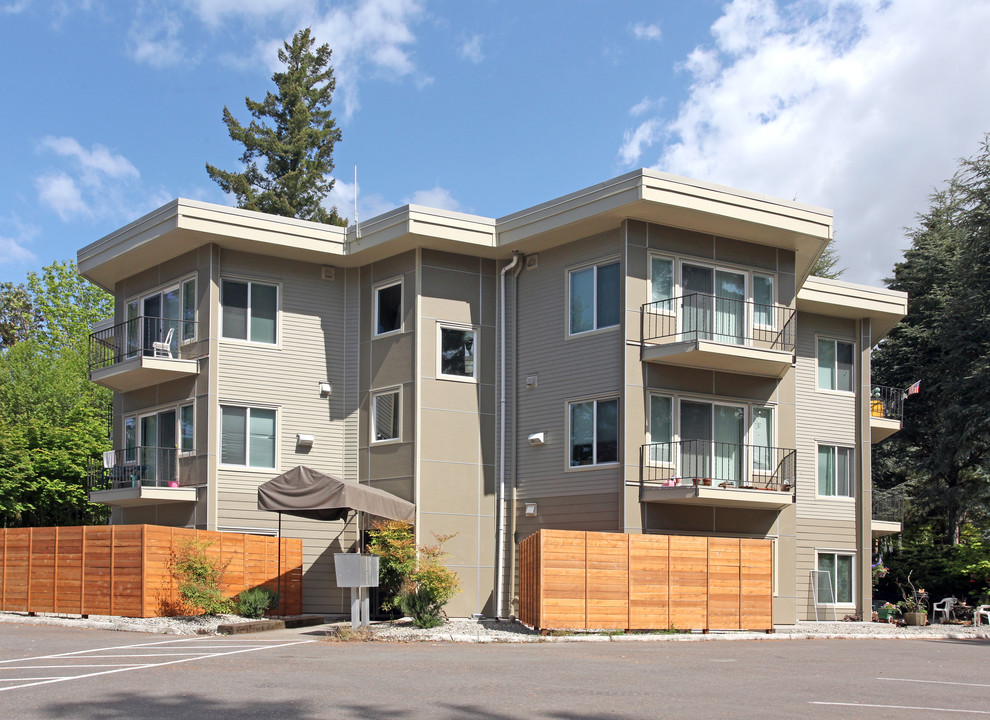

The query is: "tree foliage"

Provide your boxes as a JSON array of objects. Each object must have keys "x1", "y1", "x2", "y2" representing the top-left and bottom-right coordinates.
[
  {"x1": 0, "y1": 261, "x2": 112, "y2": 528},
  {"x1": 810, "y1": 238, "x2": 845, "y2": 279},
  {"x1": 872, "y1": 134, "x2": 990, "y2": 546},
  {"x1": 206, "y1": 28, "x2": 346, "y2": 226}
]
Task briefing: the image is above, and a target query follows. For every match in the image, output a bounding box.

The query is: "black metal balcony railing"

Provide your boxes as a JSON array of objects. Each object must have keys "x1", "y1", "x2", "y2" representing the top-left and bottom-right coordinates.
[
  {"x1": 87, "y1": 447, "x2": 178, "y2": 491},
  {"x1": 870, "y1": 385, "x2": 904, "y2": 421},
  {"x1": 640, "y1": 440, "x2": 797, "y2": 492},
  {"x1": 873, "y1": 488, "x2": 906, "y2": 523},
  {"x1": 89, "y1": 316, "x2": 197, "y2": 373},
  {"x1": 642, "y1": 294, "x2": 796, "y2": 352}
]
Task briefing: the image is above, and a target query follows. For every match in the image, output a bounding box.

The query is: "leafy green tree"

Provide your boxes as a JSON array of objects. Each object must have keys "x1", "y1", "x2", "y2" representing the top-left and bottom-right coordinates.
[
  {"x1": 810, "y1": 238, "x2": 845, "y2": 278},
  {"x1": 0, "y1": 282, "x2": 40, "y2": 349},
  {"x1": 27, "y1": 260, "x2": 113, "y2": 353},
  {"x1": 206, "y1": 28, "x2": 346, "y2": 226}
]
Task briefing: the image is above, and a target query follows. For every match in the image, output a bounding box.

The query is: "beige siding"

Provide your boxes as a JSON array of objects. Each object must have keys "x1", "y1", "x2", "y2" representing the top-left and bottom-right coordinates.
[{"x1": 795, "y1": 517, "x2": 857, "y2": 620}]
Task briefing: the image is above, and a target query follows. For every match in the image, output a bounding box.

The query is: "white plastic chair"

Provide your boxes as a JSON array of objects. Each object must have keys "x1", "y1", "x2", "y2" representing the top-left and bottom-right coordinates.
[
  {"x1": 932, "y1": 596, "x2": 956, "y2": 622},
  {"x1": 975, "y1": 605, "x2": 990, "y2": 626},
  {"x1": 152, "y1": 327, "x2": 174, "y2": 358}
]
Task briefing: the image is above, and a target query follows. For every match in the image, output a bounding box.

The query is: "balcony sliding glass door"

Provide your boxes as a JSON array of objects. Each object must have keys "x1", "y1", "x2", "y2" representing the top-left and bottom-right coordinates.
[
  {"x1": 679, "y1": 401, "x2": 745, "y2": 485},
  {"x1": 681, "y1": 264, "x2": 745, "y2": 345}
]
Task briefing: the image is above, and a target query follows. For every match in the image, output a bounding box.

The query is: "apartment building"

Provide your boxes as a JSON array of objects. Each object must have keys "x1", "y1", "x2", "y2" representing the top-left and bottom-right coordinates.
[{"x1": 79, "y1": 169, "x2": 906, "y2": 622}]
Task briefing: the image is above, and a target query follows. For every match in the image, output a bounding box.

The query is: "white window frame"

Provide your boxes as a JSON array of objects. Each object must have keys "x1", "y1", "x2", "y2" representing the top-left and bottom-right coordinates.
[
  {"x1": 647, "y1": 392, "x2": 674, "y2": 466},
  {"x1": 218, "y1": 404, "x2": 278, "y2": 470},
  {"x1": 124, "y1": 275, "x2": 198, "y2": 357},
  {"x1": 816, "y1": 443, "x2": 855, "y2": 499},
  {"x1": 220, "y1": 278, "x2": 280, "y2": 345},
  {"x1": 567, "y1": 395, "x2": 620, "y2": 469},
  {"x1": 373, "y1": 278, "x2": 403, "y2": 337},
  {"x1": 751, "y1": 273, "x2": 775, "y2": 330},
  {"x1": 816, "y1": 336, "x2": 855, "y2": 394},
  {"x1": 648, "y1": 254, "x2": 676, "y2": 314},
  {"x1": 567, "y1": 258, "x2": 621, "y2": 336},
  {"x1": 436, "y1": 323, "x2": 478, "y2": 382},
  {"x1": 816, "y1": 550, "x2": 856, "y2": 606},
  {"x1": 371, "y1": 388, "x2": 401, "y2": 444},
  {"x1": 179, "y1": 402, "x2": 195, "y2": 455}
]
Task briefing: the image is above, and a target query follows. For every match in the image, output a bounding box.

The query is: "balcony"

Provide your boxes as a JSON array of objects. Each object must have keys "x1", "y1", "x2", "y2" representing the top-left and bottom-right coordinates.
[
  {"x1": 872, "y1": 488, "x2": 905, "y2": 538},
  {"x1": 641, "y1": 295, "x2": 795, "y2": 378},
  {"x1": 639, "y1": 440, "x2": 796, "y2": 510},
  {"x1": 87, "y1": 447, "x2": 198, "y2": 507},
  {"x1": 870, "y1": 384, "x2": 903, "y2": 443},
  {"x1": 89, "y1": 316, "x2": 200, "y2": 392}
]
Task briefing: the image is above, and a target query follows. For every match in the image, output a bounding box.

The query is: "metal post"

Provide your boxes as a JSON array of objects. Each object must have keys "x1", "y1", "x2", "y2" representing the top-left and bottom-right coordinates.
[
  {"x1": 350, "y1": 587, "x2": 360, "y2": 629},
  {"x1": 277, "y1": 513, "x2": 282, "y2": 617}
]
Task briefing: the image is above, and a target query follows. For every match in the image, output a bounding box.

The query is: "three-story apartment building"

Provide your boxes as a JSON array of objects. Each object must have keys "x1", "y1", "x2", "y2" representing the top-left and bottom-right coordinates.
[{"x1": 79, "y1": 170, "x2": 906, "y2": 621}]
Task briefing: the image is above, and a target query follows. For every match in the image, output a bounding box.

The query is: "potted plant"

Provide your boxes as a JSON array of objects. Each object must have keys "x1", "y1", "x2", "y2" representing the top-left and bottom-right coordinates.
[
  {"x1": 876, "y1": 601, "x2": 898, "y2": 623},
  {"x1": 897, "y1": 573, "x2": 929, "y2": 626}
]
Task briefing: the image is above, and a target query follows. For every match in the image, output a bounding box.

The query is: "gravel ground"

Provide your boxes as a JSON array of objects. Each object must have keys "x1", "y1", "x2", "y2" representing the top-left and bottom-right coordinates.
[{"x1": 3, "y1": 610, "x2": 989, "y2": 641}]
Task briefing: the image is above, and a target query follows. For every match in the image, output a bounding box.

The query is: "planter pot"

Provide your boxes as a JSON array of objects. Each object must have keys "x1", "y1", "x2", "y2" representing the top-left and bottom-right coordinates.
[
  {"x1": 692, "y1": 478, "x2": 701, "y2": 486},
  {"x1": 904, "y1": 611, "x2": 927, "y2": 626},
  {"x1": 702, "y1": 478, "x2": 712, "y2": 486}
]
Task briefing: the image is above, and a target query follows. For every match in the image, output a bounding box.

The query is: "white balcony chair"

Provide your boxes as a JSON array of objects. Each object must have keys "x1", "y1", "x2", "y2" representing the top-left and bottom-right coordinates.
[
  {"x1": 975, "y1": 604, "x2": 990, "y2": 626},
  {"x1": 932, "y1": 596, "x2": 957, "y2": 622},
  {"x1": 152, "y1": 328, "x2": 174, "y2": 359}
]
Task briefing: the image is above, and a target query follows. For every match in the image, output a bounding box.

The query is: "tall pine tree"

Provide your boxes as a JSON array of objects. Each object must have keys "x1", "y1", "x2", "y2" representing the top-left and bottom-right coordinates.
[{"x1": 206, "y1": 28, "x2": 346, "y2": 225}]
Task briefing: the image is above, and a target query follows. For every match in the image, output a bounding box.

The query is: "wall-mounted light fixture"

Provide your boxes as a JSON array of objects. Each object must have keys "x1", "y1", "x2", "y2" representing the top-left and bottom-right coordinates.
[
  {"x1": 525, "y1": 502, "x2": 538, "y2": 517},
  {"x1": 296, "y1": 433, "x2": 315, "y2": 448},
  {"x1": 528, "y1": 432, "x2": 546, "y2": 446},
  {"x1": 319, "y1": 382, "x2": 332, "y2": 398}
]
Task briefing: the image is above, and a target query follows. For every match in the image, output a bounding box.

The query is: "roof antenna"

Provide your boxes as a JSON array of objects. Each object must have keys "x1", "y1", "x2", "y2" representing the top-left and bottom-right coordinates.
[{"x1": 354, "y1": 165, "x2": 361, "y2": 239}]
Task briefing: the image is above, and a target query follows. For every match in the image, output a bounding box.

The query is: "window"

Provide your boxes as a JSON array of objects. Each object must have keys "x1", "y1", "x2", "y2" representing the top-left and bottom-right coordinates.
[
  {"x1": 569, "y1": 397, "x2": 619, "y2": 467},
  {"x1": 648, "y1": 394, "x2": 672, "y2": 464},
  {"x1": 650, "y1": 256, "x2": 674, "y2": 304},
  {"x1": 752, "y1": 274, "x2": 774, "y2": 328},
  {"x1": 569, "y1": 261, "x2": 620, "y2": 335},
  {"x1": 375, "y1": 280, "x2": 402, "y2": 335},
  {"x1": 438, "y1": 325, "x2": 476, "y2": 380},
  {"x1": 818, "y1": 444, "x2": 853, "y2": 497},
  {"x1": 372, "y1": 390, "x2": 400, "y2": 442},
  {"x1": 817, "y1": 552, "x2": 854, "y2": 604},
  {"x1": 222, "y1": 280, "x2": 278, "y2": 344},
  {"x1": 817, "y1": 338, "x2": 854, "y2": 392},
  {"x1": 220, "y1": 406, "x2": 276, "y2": 468},
  {"x1": 125, "y1": 278, "x2": 197, "y2": 357},
  {"x1": 181, "y1": 278, "x2": 196, "y2": 342},
  {"x1": 124, "y1": 416, "x2": 137, "y2": 463},
  {"x1": 180, "y1": 404, "x2": 195, "y2": 453},
  {"x1": 751, "y1": 406, "x2": 774, "y2": 472}
]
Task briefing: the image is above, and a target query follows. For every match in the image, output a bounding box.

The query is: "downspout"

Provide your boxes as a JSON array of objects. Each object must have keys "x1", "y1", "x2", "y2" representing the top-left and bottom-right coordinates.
[{"x1": 497, "y1": 251, "x2": 523, "y2": 618}]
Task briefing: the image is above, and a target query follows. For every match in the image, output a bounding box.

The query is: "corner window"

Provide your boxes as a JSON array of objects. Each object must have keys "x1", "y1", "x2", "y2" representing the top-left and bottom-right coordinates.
[
  {"x1": 569, "y1": 397, "x2": 619, "y2": 467},
  {"x1": 375, "y1": 280, "x2": 402, "y2": 336},
  {"x1": 222, "y1": 279, "x2": 278, "y2": 344},
  {"x1": 817, "y1": 338, "x2": 854, "y2": 392},
  {"x1": 372, "y1": 389, "x2": 400, "y2": 442},
  {"x1": 569, "y1": 261, "x2": 620, "y2": 335},
  {"x1": 818, "y1": 444, "x2": 853, "y2": 497},
  {"x1": 438, "y1": 325, "x2": 477, "y2": 380},
  {"x1": 220, "y1": 405, "x2": 276, "y2": 468},
  {"x1": 817, "y1": 552, "x2": 854, "y2": 604}
]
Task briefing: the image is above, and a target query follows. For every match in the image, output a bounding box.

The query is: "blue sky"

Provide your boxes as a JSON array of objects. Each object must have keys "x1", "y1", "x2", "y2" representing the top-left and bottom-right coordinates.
[{"x1": 2, "y1": 0, "x2": 990, "y2": 287}]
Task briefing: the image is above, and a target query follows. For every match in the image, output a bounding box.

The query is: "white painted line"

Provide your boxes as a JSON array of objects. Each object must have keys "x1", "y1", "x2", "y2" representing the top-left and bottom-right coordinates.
[
  {"x1": 878, "y1": 676, "x2": 990, "y2": 689},
  {"x1": 0, "y1": 665, "x2": 146, "y2": 670},
  {"x1": 0, "y1": 637, "x2": 208, "y2": 665},
  {"x1": 70, "y1": 653, "x2": 221, "y2": 658},
  {"x1": 811, "y1": 702, "x2": 990, "y2": 715},
  {"x1": 0, "y1": 640, "x2": 314, "y2": 693},
  {"x1": 0, "y1": 677, "x2": 71, "y2": 682}
]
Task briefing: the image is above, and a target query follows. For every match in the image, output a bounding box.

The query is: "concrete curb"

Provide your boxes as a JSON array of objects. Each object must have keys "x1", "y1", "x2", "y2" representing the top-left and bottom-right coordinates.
[{"x1": 217, "y1": 615, "x2": 326, "y2": 635}]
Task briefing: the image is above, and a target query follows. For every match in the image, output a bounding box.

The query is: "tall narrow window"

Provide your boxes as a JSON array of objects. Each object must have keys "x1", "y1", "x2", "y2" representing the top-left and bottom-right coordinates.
[
  {"x1": 372, "y1": 390, "x2": 400, "y2": 442},
  {"x1": 569, "y1": 261, "x2": 620, "y2": 335},
  {"x1": 817, "y1": 338, "x2": 854, "y2": 392},
  {"x1": 222, "y1": 280, "x2": 278, "y2": 344},
  {"x1": 650, "y1": 257, "x2": 674, "y2": 304},
  {"x1": 753, "y1": 275, "x2": 774, "y2": 328},
  {"x1": 124, "y1": 416, "x2": 136, "y2": 463},
  {"x1": 180, "y1": 404, "x2": 195, "y2": 453},
  {"x1": 181, "y1": 278, "x2": 196, "y2": 341},
  {"x1": 752, "y1": 407, "x2": 773, "y2": 472},
  {"x1": 438, "y1": 326, "x2": 477, "y2": 380},
  {"x1": 649, "y1": 394, "x2": 672, "y2": 464},
  {"x1": 375, "y1": 281, "x2": 402, "y2": 335},
  {"x1": 569, "y1": 397, "x2": 619, "y2": 467},
  {"x1": 818, "y1": 444, "x2": 853, "y2": 497}
]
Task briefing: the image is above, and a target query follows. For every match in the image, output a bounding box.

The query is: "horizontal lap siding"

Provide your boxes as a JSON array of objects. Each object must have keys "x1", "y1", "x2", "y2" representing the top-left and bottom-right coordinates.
[
  {"x1": 519, "y1": 529, "x2": 771, "y2": 631},
  {"x1": 0, "y1": 525, "x2": 301, "y2": 617}
]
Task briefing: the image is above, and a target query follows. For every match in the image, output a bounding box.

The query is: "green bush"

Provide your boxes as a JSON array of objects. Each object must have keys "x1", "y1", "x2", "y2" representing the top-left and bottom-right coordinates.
[
  {"x1": 400, "y1": 586, "x2": 445, "y2": 629},
  {"x1": 234, "y1": 587, "x2": 276, "y2": 619},
  {"x1": 400, "y1": 534, "x2": 461, "y2": 628},
  {"x1": 169, "y1": 539, "x2": 233, "y2": 615},
  {"x1": 367, "y1": 520, "x2": 417, "y2": 613}
]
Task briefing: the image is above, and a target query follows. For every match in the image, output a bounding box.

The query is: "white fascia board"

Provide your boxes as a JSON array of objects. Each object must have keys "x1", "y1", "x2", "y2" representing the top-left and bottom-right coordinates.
[
  {"x1": 345, "y1": 205, "x2": 497, "y2": 261},
  {"x1": 797, "y1": 276, "x2": 908, "y2": 340}
]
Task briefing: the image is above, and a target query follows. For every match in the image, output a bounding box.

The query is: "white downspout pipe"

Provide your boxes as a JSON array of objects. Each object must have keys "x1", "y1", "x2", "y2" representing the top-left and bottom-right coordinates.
[{"x1": 497, "y1": 251, "x2": 523, "y2": 618}]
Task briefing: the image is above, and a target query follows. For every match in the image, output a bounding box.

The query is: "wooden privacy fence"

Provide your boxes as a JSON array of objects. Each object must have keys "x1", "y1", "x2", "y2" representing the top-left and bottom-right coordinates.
[
  {"x1": 0, "y1": 525, "x2": 302, "y2": 618},
  {"x1": 520, "y1": 530, "x2": 772, "y2": 632}
]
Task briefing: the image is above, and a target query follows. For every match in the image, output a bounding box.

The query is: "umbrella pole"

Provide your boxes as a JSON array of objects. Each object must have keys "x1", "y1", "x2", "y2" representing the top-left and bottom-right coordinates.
[{"x1": 277, "y1": 513, "x2": 282, "y2": 617}]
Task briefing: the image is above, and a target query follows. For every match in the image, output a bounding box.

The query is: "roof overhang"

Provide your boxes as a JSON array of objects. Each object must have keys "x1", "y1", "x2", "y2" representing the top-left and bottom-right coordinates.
[{"x1": 797, "y1": 276, "x2": 908, "y2": 342}]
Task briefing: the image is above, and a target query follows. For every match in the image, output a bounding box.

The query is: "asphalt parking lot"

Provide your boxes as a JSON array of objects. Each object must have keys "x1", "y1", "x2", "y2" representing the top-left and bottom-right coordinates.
[{"x1": 2, "y1": 622, "x2": 988, "y2": 719}]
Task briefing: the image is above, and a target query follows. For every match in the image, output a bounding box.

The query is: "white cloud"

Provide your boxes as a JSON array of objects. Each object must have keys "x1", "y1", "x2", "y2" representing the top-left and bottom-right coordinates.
[
  {"x1": 626, "y1": 0, "x2": 990, "y2": 285},
  {"x1": 36, "y1": 172, "x2": 88, "y2": 220},
  {"x1": 1, "y1": 1, "x2": 29, "y2": 13},
  {"x1": 632, "y1": 22, "x2": 661, "y2": 42},
  {"x1": 459, "y1": 34, "x2": 484, "y2": 63},
  {"x1": 328, "y1": 177, "x2": 399, "y2": 224},
  {"x1": 40, "y1": 136, "x2": 139, "y2": 181},
  {"x1": 185, "y1": 0, "x2": 310, "y2": 26},
  {"x1": 629, "y1": 96, "x2": 663, "y2": 117},
  {"x1": 618, "y1": 119, "x2": 662, "y2": 167},
  {"x1": 0, "y1": 216, "x2": 38, "y2": 265},
  {"x1": 128, "y1": 7, "x2": 187, "y2": 68},
  {"x1": 405, "y1": 186, "x2": 461, "y2": 212}
]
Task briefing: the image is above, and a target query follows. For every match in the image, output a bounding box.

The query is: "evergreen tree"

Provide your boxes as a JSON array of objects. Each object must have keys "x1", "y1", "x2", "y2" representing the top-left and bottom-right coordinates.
[
  {"x1": 206, "y1": 28, "x2": 346, "y2": 225},
  {"x1": 810, "y1": 238, "x2": 845, "y2": 279}
]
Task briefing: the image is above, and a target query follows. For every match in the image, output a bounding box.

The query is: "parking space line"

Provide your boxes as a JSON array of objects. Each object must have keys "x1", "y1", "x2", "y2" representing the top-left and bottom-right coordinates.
[
  {"x1": 811, "y1": 702, "x2": 990, "y2": 715},
  {"x1": 0, "y1": 664, "x2": 148, "y2": 669},
  {"x1": 878, "y1": 676, "x2": 990, "y2": 688},
  {"x1": 0, "y1": 639, "x2": 314, "y2": 693},
  {"x1": 0, "y1": 637, "x2": 208, "y2": 665}
]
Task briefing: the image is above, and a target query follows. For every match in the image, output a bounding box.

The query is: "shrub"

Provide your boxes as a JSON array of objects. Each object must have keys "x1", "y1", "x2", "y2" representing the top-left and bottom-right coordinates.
[
  {"x1": 400, "y1": 586, "x2": 445, "y2": 629},
  {"x1": 367, "y1": 520, "x2": 416, "y2": 613},
  {"x1": 400, "y1": 533, "x2": 461, "y2": 629},
  {"x1": 234, "y1": 587, "x2": 276, "y2": 619},
  {"x1": 168, "y1": 539, "x2": 233, "y2": 615}
]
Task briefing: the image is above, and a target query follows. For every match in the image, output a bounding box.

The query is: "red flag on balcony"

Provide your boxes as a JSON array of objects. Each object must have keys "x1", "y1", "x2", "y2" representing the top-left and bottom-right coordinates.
[{"x1": 906, "y1": 380, "x2": 921, "y2": 396}]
